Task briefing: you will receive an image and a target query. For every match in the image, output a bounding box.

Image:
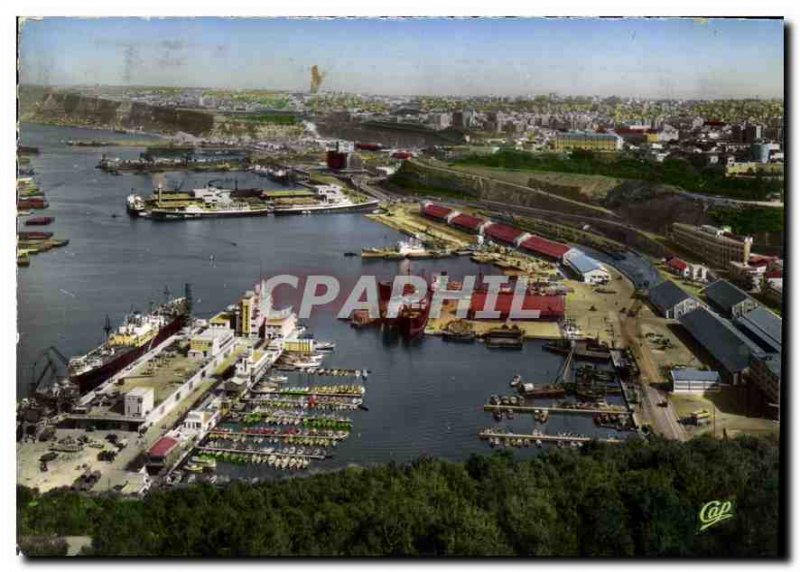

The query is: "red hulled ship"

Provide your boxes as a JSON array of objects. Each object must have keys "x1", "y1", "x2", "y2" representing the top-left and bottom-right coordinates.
[{"x1": 67, "y1": 295, "x2": 189, "y2": 394}]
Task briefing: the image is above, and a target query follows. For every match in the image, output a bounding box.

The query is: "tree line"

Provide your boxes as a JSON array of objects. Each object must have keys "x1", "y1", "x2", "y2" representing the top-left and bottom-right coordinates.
[{"x1": 17, "y1": 435, "x2": 781, "y2": 557}]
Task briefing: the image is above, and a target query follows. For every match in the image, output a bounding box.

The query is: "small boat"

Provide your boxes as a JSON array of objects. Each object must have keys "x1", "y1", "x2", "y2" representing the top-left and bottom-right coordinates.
[
  {"x1": 24, "y1": 216, "x2": 53, "y2": 226},
  {"x1": 268, "y1": 375, "x2": 288, "y2": 383},
  {"x1": 343, "y1": 251, "x2": 358, "y2": 257},
  {"x1": 315, "y1": 341, "x2": 336, "y2": 351}
]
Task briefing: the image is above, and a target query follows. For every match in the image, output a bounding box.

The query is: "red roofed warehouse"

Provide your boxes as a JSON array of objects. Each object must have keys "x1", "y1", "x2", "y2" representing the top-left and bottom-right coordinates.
[
  {"x1": 519, "y1": 235, "x2": 571, "y2": 261},
  {"x1": 468, "y1": 292, "x2": 565, "y2": 320},
  {"x1": 420, "y1": 202, "x2": 453, "y2": 222},
  {"x1": 484, "y1": 223, "x2": 523, "y2": 245},
  {"x1": 450, "y1": 213, "x2": 486, "y2": 234}
]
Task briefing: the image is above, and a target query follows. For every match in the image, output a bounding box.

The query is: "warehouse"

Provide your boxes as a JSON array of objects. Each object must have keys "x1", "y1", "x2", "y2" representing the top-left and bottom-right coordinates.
[
  {"x1": 678, "y1": 307, "x2": 764, "y2": 384},
  {"x1": 562, "y1": 250, "x2": 610, "y2": 284},
  {"x1": 449, "y1": 213, "x2": 488, "y2": 234},
  {"x1": 483, "y1": 222, "x2": 524, "y2": 246},
  {"x1": 647, "y1": 280, "x2": 702, "y2": 319},
  {"x1": 703, "y1": 279, "x2": 759, "y2": 318},
  {"x1": 420, "y1": 202, "x2": 454, "y2": 222},
  {"x1": 518, "y1": 235, "x2": 571, "y2": 261},
  {"x1": 669, "y1": 369, "x2": 722, "y2": 393},
  {"x1": 734, "y1": 306, "x2": 782, "y2": 354},
  {"x1": 468, "y1": 291, "x2": 565, "y2": 320}
]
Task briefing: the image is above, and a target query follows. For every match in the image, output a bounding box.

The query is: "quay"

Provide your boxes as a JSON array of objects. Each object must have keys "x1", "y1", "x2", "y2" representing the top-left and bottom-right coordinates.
[
  {"x1": 196, "y1": 446, "x2": 327, "y2": 460},
  {"x1": 482, "y1": 403, "x2": 632, "y2": 416},
  {"x1": 208, "y1": 431, "x2": 347, "y2": 443},
  {"x1": 250, "y1": 389, "x2": 364, "y2": 399},
  {"x1": 478, "y1": 429, "x2": 624, "y2": 445}
]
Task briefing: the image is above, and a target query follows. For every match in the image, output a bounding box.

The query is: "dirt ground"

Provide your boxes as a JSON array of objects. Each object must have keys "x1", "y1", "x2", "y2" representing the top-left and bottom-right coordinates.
[
  {"x1": 367, "y1": 204, "x2": 474, "y2": 249},
  {"x1": 670, "y1": 388, "x2": 780, "y2": 439}
]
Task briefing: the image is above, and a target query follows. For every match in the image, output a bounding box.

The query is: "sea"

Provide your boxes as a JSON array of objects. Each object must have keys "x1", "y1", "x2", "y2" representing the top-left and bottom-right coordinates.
[{"x1": 17, "y1": 123, "x2": 639, "y2": 475}]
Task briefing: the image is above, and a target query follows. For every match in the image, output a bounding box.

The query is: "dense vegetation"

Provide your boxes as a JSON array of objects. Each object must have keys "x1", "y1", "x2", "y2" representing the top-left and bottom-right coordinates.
[
  {"x1": 709, "y1": 206, "x2": 785, "y2": 236},
  {"x1": 234, "y1": 113, "x2": 298, "y2": 125},
  {"x1": 455, "y1": 149, "x2": 783, "y2": 201},
  {"x1": 17, "y1": 436, "x2": 781, "y2": 557}
]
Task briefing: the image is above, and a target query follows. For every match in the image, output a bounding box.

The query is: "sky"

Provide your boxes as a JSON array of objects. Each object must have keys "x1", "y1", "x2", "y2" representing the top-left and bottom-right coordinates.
[{"x1": 18, "y1": 17, "x2": 784, "y2": 99}]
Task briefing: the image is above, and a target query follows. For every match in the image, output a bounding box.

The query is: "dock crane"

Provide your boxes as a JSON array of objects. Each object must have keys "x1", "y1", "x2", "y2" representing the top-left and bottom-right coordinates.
[{"x1": 27, "y1": 345, "x2": 78, "y2": 412}]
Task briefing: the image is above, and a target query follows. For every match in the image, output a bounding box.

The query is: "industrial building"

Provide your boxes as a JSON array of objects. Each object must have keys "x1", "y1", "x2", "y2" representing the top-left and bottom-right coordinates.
[
  {"x1": 670, "y1": 223, "x2": 753, "y2": 268},
  {"x1": 124, "y1": 387, "x2": 155, "y2": 418},
  {"x1": 734, "y1": 306, "x2": 782, "y2": 354},
  {"x1": 669, "y1": 369, "x2": 721, "y2": 393},
  {"x1": 449, "y1": 213, "x2": 489, "y2": 234},
  {"x1": 518, "y1": 235, "x2": 571, "y2": 261},
  {"x1": 467, "y1": 291, "x2": 565, "y2": 320},
  {"x1": 647, "y1": 280, "x2": 702, "y2": 319},
  {"x1": 553, "y1": 131, "x2": 623, "y2": 152},
  {"x1": 562, "y1": 250, "x2": 610, "y2": 284},
  {"x1": 703, "y1": 279, "x2": 759, "y2": 318},
  {"x1": 420, "y1": 202, "x2": 454, "y2": 222},
  {"x1": 748, "y1": 354, "x2": 781, "y2": 408},
  {"x1": 484, "y1": 222, "x2": 524, "y2": 246},
  {"x1": 678, "y1": 307, "x2": 764, "y2": 385}
]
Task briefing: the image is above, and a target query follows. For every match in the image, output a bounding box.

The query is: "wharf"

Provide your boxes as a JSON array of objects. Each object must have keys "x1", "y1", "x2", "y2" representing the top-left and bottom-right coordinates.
[
  {"x1": 289, "y1": 368, "x2": 369, "y2": 377},
  {"x1": 479, "y1": 429, "x2": 623, "y2": 445},
  {"x1": 250, "y1": 389, "x2": 364, "y2": 399},
  {"x1": 482, "y1": 404, "x2": 632, "y2": 416},
  {"x1": 208, "y1": 430, "x2": 347, "y2": 442},
  {"x1": 196, "y1": 446, "x2": 327, "y2": 460},
  {"x1": 242, "y1": 397, "x2": 361, "y2": 409}
]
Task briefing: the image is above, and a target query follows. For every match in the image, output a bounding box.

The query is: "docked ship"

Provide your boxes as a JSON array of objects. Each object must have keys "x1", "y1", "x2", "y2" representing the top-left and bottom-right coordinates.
[
  {"x1": 378, "y1": 275, "x2": 432, "y2": 340},
  {"x1": 67, "y1": 294, "x2": 189, "y2": 394}
]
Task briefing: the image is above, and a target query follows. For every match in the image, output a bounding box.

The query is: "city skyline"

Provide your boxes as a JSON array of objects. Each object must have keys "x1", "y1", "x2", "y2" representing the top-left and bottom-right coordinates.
[{"x1": 18, "y1": 17, "x2": 784, "y2": 99}]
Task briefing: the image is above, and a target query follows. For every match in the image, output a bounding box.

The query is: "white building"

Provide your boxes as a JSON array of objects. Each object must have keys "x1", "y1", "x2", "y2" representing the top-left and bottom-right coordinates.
[
  {"x1": 188, "y1": 327, "x2": 235, "y2": 360},
  {"x1": 670, "y1": 369, "x2": 721, "y2": 393},
  {"x1": 563, "y1": 249, "x2": 610, "y2": 284},
  {"x1": 124, "y1": 387, "x2": 155, "y2": 418},
  {"x1": 264, "y1": 308, "x2": 298, "y2": 340}
]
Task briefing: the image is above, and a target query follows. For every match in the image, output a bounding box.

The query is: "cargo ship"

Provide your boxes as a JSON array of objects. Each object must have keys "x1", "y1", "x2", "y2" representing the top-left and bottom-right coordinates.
[{"x1": 67, "y1": 295, "x2": 189, "y2": 394}]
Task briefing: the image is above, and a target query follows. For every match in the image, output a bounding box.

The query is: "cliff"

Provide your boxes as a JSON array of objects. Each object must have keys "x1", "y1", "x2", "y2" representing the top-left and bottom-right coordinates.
[{"x1": 19, "y1": 86, "x2": 214, "y2": 136}]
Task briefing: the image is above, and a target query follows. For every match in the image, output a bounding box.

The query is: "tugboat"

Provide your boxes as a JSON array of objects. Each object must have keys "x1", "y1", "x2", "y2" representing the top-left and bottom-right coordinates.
[{"x1": 126, "y1": 194, "x2": 146, "y2": 217}]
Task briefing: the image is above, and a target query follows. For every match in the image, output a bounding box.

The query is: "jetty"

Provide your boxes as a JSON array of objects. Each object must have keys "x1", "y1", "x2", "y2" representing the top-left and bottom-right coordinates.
[
  {"x1": 482, "y1": 404, "x2": 632, "y2": 416},
  {"x1": 197, "y1": 446, "x2": 327, "y2": 460},
  {"x1": 479, "y1": 429, "x2": 624, "y2": 445}
]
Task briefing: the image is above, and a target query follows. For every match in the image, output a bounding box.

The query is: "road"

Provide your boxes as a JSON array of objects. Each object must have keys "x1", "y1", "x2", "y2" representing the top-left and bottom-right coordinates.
[{"x1": 618, "y1": 315, "x2": 687, "y2": 441}]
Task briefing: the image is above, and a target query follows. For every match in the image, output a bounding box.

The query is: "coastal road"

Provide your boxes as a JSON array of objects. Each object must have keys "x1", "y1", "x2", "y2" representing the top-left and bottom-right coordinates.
[
  {"x1": 618, "y1": 315, "x2": 687, "y2": 441},
  {"x1": 640, "y1": 382, "x2": 687, "y2": 442}
]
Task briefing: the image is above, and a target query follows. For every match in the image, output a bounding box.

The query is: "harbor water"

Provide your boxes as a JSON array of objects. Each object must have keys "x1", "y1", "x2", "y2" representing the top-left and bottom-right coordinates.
[{"x1": 18, "y1": 123, "x2": 631, "y2": 474}]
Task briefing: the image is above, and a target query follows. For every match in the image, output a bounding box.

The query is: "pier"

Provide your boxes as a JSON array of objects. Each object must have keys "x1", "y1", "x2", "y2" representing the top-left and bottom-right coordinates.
[
  {"x1": 196, "y1": 446, "x2": 327, "y2": 460},
  {"x1": 479, "y1": 429, "x2": 624, "y2": 445},
  {"x1": 482, "y1": 404, "x2": 632, "y2": 416}
]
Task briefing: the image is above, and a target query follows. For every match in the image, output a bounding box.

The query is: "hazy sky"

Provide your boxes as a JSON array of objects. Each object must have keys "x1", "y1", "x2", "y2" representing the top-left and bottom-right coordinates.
[{"x1": 18, "y1": 17, "x2": 784, "y2": 99}]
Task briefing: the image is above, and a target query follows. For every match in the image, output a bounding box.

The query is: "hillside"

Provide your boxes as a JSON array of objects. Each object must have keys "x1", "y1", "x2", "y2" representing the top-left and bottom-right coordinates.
[{"x1": 19, "y1": 86, "x2": 214, "y2": 136}]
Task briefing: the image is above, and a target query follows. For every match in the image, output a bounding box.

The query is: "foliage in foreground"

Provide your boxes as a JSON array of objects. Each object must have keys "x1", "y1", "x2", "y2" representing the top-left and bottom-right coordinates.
[{"x1": 17, "y1": 436, "x2": 781, "y2": 557}]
